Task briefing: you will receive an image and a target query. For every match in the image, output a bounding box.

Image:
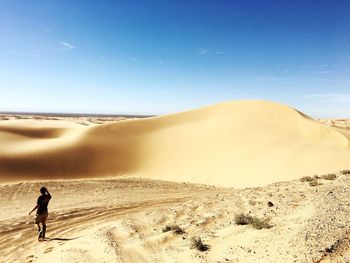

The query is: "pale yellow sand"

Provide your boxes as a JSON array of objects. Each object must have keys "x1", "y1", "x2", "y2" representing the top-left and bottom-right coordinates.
[
  {"x1": 1, "y1": 174, "x2": 350, "y2": 263},
  {"x1": 0, "y1": 100, "x2": 349, "y2": 187},
  {"x1": 1, "y1": 100, "x2": 350, "y2": 262}
]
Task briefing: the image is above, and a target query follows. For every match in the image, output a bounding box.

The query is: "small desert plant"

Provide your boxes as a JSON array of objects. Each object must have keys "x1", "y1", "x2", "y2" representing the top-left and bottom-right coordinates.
[
  {"x1": 300, "y1": 176, "x2": 314, "y2": 182},
  {"x1": 249, "y1": 200, "x2": 257, "y2": 206},
  {"x1": 340, "y1": 170, "x2": 350, "y2": 175},
  {"x1": 171, "y1": 225, "x2": 185, "y2": 234},
  {"x1": 249, "y1": 217, "x2": 273, "y2": 230},
  {"x1": 321, "y1": 174, "x2": 337, "y2": 180},
  {"x1": 309, "y1": 180, "x2": 321, "y2": 187},
  {"x1": 162, "y1": 225, "x2": 172, "y2": 232},
  {"x1": 162, "y1": 224, "x2": 185, "y2": 235},
  {"x1": 324, "y1": 240, "x2": 341, "y2": 253},
  {"x1": 234, "y1": 214, "x2": 272, "y2": 229},
  {"x1": 190, "y1": 236, "x2": 210, "y2": 251},
  {"x1": 313, "y1": 175, "x2": 321, "y2": 179},
  {"x1": 234, "y1": 214, "x2": 252, "y2": 225}
]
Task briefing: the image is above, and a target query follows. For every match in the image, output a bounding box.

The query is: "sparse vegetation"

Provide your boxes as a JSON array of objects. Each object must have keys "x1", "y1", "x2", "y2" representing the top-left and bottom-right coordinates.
[
  {"x1": 190, "y1": 236, "x2": 210, "y2": 251},
  {"x1": 309, "y1": 180, "x2": 321, "y2": 187},
  {"x1": 234, "y1": 214, "x2": 272, "y2": 229},
  {"x1": 321, "y1": 174, "x2": 337, "y2": 180},
  {"x1": 300, "y1": 176, "x2": 314, "y2": 182},
  {"x1": 172, "y1": 225, "x2": 185, "y2": 234},
  {"x1": 340, "y1": 170, "x2": 350, "y2": 175},
  {"x1": 162, "y1": 225, "x2": 172, "y2": 232},
  {"x1": 324, "y1": 240, "x2": 340, "y2": 254},
  {"x1": 313, "y1": 175, "x2": 320, "y2": 179},
  {"x1": 234, "y1": 214, "x2": 251, "y2": 225},
  {"x1": 249, "y1": 200, "x2": 257, "y2": 206},
  {"x1": 162, "y1": 224, "x2": 185, "y2": 235}
]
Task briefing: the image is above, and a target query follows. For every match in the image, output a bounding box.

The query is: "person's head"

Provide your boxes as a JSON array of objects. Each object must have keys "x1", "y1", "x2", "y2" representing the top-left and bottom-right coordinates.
[{"x1": 40, "y1": 187, "x2": 47, "y2": 195}]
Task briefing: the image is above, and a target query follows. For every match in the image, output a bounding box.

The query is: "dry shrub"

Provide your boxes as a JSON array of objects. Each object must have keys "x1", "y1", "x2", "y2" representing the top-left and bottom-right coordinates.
[
  {"x1": 249, "y1": 200, "x2": 257, "y2": 206},
  {"x1": 340, "y1": 170, "x2": 350, "y2": 175},
  {"x1": 162, "y1": 224, "x2": 185, "y2": 235},
  {"x1": 234, "y1": 214, "x2": 272, "y2": 230},
  {"x1": 162, "y1": 225, "x2": 172, "y2": 233},
  {"x1": 190, "y1": 236, "x2": 210, "y2": 251},
  {"x1": 171, "y1": 225, "x2": 185, "y2": 235},
  {"x1": 309, "y1": 180, "x2": 321, "y2": 187},
  {"x1": 321, "y1": 174, "x2": 337, "y2": 180},
  {"x1": 300, "y1": 176, "x2": 314, "y2": 182}
]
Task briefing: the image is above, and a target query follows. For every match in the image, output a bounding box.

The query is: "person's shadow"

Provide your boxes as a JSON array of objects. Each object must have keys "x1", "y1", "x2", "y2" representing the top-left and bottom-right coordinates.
[{"x1": 45, "y1": 237, "x2": 80, "y2": 241}]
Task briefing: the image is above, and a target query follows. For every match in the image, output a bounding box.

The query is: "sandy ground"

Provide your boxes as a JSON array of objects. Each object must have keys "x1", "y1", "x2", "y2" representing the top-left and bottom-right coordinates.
[
  {"x1": 1, "y1": 173, "x2": 350, "y2": 263},
  {"x1": 1, "y1": 100, "x2": 350, "y2": 262},
  {"x1": 0, "y1": 114, "x2": 135, "y2": 126},
  {"x1": 1, "y1": 100, "x2": 350, "y2": 187}
]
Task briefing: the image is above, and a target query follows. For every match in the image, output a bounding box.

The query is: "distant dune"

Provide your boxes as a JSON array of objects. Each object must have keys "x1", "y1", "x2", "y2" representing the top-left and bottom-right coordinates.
[{"x1": 0, "y1": 100, "x2": 349, "y2": 187}]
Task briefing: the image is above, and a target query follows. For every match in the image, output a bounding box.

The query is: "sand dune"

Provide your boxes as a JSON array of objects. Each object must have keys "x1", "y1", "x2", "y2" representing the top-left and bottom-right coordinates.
[{"x1": 0, "y1": 100, "x2": 349, "y2": 187}]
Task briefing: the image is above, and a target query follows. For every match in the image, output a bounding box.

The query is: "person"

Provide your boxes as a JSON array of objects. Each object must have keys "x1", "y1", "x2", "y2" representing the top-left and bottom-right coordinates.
[{"x1": 29, "y1": 187, "x2": 52, "y2": 241}]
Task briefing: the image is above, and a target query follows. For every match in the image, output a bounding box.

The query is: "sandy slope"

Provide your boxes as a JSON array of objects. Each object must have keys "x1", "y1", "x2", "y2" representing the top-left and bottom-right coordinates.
[
  {"x1": 2, "y1": 174, "x2": 350, "y2": 263},
  {"x1": 0, "y1": 100, "x2": 349, "y2": 187}
]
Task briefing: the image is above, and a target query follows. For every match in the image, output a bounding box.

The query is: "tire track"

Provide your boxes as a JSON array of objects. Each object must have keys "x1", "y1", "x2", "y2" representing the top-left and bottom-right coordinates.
[{"x1": 0, "y1": 197, "x2": 190, "y2": 262}]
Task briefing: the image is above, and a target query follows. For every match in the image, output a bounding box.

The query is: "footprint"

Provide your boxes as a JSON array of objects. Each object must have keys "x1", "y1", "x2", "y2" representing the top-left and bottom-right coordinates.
[
  {"x1": 44, "y1": 247, "x2": 54, "y2": 253},
  {"x1": 25, "y1": 255, "x2": 34, "y2": 263}
]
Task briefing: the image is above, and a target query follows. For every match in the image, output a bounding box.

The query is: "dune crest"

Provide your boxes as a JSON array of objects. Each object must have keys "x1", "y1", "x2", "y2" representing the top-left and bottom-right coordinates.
[{"x1": 0, "y1": 100, "x2": 349, "y2": 187}]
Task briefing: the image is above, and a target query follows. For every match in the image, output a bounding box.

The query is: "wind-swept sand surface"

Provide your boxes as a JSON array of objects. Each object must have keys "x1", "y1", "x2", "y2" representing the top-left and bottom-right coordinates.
[
  {"x1": 2, "y1": 174, "x2": 350, "y2": 263},
  {"x1": 1, "y1": 100, "x2": 350, "y2": 262},
  {"x1": 0, "y1": 100, "x2": 349, "y2": 187}
]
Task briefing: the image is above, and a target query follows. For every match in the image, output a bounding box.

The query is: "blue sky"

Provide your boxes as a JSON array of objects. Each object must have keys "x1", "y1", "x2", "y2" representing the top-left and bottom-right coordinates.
[{"x1": 0, "y1": 0, "x2": 349, "y2": 117}]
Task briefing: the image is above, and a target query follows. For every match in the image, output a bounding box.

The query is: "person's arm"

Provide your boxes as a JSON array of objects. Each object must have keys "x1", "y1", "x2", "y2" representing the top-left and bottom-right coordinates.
[
  {"x1": 44, "y1": 190, "x2": 51, "y2": 203},
  {"x1": 29, "y1": 204, "x2": 38, "y2": 215}
]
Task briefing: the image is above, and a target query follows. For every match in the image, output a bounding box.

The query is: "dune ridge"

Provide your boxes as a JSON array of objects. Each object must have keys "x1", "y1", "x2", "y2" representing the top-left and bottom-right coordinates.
[{"x1": 0, "y1": 100, "x2": 349, "y2": 187}]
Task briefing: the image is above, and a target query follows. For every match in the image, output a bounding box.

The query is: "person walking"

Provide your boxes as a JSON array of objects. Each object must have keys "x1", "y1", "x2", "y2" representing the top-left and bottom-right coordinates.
[{"x1": 29, "y1": 187, "x2": 52, "y2": 241}]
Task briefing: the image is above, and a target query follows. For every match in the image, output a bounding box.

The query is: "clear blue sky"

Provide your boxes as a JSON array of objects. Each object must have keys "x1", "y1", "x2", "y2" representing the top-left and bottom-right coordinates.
[{"x1": 0, "y1": 0, "x2": 349, "y2": 117}]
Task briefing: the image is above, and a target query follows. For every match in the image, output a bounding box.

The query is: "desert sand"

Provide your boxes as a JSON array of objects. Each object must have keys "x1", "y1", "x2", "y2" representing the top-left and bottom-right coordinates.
[
  {"x1": 0, "y1": 100, "x2": 349, "y2": 187},
  {"x1": 2, "y1": 174, "x2": 350, "y2": 262},
  {"x1": 1, "y1": 100, "x2": 350, "y2": 262}
]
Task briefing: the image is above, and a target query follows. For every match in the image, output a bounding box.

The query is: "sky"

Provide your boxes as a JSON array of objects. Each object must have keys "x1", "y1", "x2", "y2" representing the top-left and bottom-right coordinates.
[{"x1": 0, "y1": 0, "x2": 349, "y2": 117}]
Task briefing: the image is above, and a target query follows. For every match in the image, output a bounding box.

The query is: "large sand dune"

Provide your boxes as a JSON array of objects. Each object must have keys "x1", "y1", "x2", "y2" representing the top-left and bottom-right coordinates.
[{"x1": 0, "y1": 100, "x2": 349, "y2": 187}]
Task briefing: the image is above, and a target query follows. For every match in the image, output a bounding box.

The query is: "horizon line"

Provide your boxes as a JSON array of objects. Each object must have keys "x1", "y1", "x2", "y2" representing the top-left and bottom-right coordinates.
[{"x1": 0, "y1": 111, "x2": 156, "y2": 118}]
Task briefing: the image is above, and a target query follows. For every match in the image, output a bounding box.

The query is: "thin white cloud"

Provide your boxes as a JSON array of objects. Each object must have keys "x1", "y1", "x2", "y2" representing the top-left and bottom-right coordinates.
[
  {"x1": 60, "y1": 41, "x2": 76, "y2": 50},
  {"x1": 303, "y1": 93, "x2": 350, "y2": 103},
  {"x1": 255, "y1": 76, "x2": 292, "y2": 81},
  {"x1": 313, "y1": 70, "x2": 334, "y2": 74},
  {"x1": 198, "y1": 49, "x2": 224, "y2": 56},
  {"x1": 312, "y1": 78, "x2": 350, "y2": 82},
  {"x1": 301, "y1": 63, "x2": 337, "y2": 69},
  {"x1": 215, "y1": 51, "x2": 224, "y2": 55},
  {"x1": 199, "y1": 48, "x2": 208, "y2": 56}
]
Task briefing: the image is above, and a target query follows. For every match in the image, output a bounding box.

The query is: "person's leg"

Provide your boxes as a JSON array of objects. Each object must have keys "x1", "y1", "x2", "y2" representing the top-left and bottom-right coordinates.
[
  {"x1": 35, "y1": 215, "x2": 42, "y2": 235},
  {"x1": 42, "y1": 224, "x2": 46, "y2": 238},
  {"x1": 42, "y1": 213, "x2": 48, "y2": 238}
]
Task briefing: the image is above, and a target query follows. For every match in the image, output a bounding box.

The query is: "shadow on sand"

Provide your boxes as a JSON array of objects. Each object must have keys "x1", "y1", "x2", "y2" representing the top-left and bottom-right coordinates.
[{"x1": 45, "y1": 237, "x2": 80, "y2": 241}]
